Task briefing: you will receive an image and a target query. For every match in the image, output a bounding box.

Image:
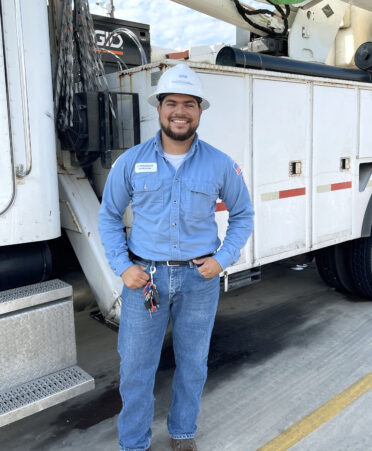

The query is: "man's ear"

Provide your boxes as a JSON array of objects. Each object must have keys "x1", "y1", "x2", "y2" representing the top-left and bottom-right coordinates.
[{"x1": 157, "y1": 104, "x2": 161, "y2": 114}]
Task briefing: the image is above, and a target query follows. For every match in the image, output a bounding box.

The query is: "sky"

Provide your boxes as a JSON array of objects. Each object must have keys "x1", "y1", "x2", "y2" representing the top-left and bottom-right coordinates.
[{"x1": 89, "y1": 0, "x2": 265, "y2": 50}]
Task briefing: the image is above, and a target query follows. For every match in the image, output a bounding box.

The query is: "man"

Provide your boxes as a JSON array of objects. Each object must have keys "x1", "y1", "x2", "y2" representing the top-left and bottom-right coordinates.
[{"x1": 98, "y1": 63, "x2": 254, "y2": 451}]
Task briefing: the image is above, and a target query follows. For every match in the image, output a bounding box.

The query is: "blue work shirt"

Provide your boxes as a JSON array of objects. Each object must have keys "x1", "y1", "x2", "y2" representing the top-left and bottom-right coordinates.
[{"x1": 98, "y1": 130, "x2": 254, "y2": 277}]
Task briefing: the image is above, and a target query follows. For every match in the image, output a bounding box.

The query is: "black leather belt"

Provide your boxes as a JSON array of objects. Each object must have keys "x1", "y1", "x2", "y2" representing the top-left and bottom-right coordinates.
[{"x1": 129, "y1": 252, "x2": 214, "y2": 267}]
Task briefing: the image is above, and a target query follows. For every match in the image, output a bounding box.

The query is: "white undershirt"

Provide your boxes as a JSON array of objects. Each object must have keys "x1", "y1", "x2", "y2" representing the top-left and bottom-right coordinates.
[{"x1": 164, "y1": 152, "x2": 187, "y2": 171}]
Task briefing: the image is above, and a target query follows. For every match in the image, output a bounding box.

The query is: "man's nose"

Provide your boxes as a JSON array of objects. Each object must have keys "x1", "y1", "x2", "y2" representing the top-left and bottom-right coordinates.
[{"x1": 174, "y1": 103, "x2": 187, "y2": 114}]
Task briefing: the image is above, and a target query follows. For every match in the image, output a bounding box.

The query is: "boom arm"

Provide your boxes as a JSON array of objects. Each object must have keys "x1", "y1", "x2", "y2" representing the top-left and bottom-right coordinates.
[
  {"x1": 170, "y1": 0, "x2": 372, "y2": 63},
  {"x1": 170, "y1": 0, "x2": 287, "y2": 37}
]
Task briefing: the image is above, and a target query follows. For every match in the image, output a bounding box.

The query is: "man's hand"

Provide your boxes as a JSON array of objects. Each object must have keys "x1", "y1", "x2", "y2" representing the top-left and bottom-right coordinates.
[
  {"x1": 121, "y1": 264, "x2": 149, "y2": 289},
  {"x1": 192, "y1": 257, "x2": 222, "y2": 278}
]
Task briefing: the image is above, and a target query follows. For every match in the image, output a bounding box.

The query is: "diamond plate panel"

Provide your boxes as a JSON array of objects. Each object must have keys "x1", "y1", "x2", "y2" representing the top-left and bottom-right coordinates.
[
  {"x1": 0, "y1": 279, "x2": 72, "y2": 315},
  {"x1": 0, "y1": 300, "x2": 77, "y2": 391}
]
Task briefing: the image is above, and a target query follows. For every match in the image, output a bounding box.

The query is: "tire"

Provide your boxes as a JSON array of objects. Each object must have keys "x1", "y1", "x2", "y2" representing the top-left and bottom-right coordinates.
[
  {"x1": 315, "y1": 243, "x2": 356, "y2": 294},
  {"x1": 351, "y1": 235, "x2": 372, "y2": 298}
]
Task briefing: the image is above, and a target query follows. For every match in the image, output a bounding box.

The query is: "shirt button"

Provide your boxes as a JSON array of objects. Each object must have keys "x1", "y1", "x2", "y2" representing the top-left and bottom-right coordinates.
[
  {"x1": 172, "y1": 223, "x2": 176, "y2": 226},
  {"x1": 173, "y1": 200, "x2": 177, "y2": 204},
  {"x1": 175, "y1": 178, "x2": 179, "y2": 182},
  {"x1": 173, "y1": 244, "x2": 177, "y2": 248}
]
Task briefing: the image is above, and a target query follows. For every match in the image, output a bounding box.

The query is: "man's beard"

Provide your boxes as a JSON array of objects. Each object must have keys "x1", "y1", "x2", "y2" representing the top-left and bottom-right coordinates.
[{"x1": 160, "y1": 119, "x2": 199, "y2": 141}]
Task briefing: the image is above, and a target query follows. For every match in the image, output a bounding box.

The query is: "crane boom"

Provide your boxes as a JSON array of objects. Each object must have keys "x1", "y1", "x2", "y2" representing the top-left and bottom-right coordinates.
[
  {"x1": 171, "y1": 0, "x2": 372, "y2": 34},
  {"x1": 170, "y1": 0, "x2": 286, "y2": 37},
  {"x1": 170, "y1": 0, "x2": 372, "y2": 64}
]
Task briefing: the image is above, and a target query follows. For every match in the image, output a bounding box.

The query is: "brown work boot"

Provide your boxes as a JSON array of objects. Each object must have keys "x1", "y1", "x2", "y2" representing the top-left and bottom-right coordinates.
[{"x1": 170, "y1": 438, "x2": 197, "y2": 451}]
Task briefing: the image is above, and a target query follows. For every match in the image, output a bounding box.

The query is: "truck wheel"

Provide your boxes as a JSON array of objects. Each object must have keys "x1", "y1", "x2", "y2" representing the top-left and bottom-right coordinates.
[
  {"x1": 315, "y1": 243, "x2": 355, "y2": 294},
  {"x1": 351, "y1": 235, "x2": 372, "y2": 298}
]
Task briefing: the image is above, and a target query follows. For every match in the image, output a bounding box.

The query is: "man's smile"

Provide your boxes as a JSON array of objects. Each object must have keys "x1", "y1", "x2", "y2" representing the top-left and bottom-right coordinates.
[{"x1": 170, "y1": 118, "x2": 190, "y2": 124}]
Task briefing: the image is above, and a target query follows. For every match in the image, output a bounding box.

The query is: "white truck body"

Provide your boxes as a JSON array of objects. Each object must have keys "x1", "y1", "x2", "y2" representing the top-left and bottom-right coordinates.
[
  {"x1": 0, "y1": 0, "x2": 60, "y2": 245},
  {"x1": 104, "y1": 61, "x2": 372, "y2": 275}
]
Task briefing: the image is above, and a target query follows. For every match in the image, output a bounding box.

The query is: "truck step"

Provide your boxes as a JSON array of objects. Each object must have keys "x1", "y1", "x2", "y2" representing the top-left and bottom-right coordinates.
[
  {"x1": 0, "y1": 279, "x2": 94, "y2": 426},
  {"x1": 0, "y1": 365, "x2": 94, "y2": 427},
  {"x1": 0, "y1": 279, "x2": 72, "y2": 315}
]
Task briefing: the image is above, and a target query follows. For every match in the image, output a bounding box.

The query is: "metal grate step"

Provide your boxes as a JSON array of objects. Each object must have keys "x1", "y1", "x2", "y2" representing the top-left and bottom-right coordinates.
[
  {"x1": 0, "y1": 279, "x2": 72, "y2": 315},
  {"x1": 0, "y1": 365, "x2": 94, "y2": 427}
]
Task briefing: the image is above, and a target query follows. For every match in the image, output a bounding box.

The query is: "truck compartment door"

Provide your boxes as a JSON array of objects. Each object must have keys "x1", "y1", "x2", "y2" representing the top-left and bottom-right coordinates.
[
  {"x1": 253, "y1": 78, "x2": 310, "y2": 261},
  {"x1": 312, "y1": 85, "x2": 356, "y2": 245}
]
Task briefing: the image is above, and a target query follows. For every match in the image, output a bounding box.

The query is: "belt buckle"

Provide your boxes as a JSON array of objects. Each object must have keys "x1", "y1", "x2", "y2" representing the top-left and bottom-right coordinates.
[{"x1": 166, "y1": 261, "x2": 180, "y2": 267}]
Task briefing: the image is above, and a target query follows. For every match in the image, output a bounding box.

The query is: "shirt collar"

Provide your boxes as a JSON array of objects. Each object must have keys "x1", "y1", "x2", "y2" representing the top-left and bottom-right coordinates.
[{"x1": 154, "y1": 130, "x2": 199, "y2": 159}]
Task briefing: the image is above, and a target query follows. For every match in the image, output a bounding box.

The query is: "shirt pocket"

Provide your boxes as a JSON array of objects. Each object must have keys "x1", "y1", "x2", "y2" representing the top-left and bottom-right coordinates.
[
  {"x1": 132, "y1": 175, "x2": 163, "y2": 214},
  {"x1": 183, "y1": 180, "x2": 218, "y2": 219}
]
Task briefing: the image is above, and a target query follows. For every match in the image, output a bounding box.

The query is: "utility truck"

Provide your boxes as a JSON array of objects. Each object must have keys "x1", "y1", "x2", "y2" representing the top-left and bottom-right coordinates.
[{"x1": 2, "y1": 0, "x2": 372, "y2": 427}]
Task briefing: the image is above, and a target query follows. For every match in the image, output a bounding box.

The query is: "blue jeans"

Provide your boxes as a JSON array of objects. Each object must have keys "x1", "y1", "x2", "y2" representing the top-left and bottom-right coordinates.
[{"x1": 117, "y1": 259, "x2": 220, "y2": 451}]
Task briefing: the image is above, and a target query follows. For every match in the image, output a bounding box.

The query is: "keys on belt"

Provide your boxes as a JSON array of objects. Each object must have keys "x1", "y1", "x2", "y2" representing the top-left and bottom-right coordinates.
[
  {"x1": 142, "y1": 264, "x2": 160, "y2": 318},
  {"x1": 143, "y1": 282, "x2": 160, "y2": 317}
]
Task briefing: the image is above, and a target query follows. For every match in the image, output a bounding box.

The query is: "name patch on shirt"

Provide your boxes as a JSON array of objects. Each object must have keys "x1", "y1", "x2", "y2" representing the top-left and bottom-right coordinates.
[{"x1": 135, "y1": 163, "x2": 157, "y2": 173}]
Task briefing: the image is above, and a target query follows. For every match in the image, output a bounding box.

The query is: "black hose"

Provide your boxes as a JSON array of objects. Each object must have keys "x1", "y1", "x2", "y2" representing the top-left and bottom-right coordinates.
[{"x1": 216, "y1": 46, "x2": 372, "y2": 83}]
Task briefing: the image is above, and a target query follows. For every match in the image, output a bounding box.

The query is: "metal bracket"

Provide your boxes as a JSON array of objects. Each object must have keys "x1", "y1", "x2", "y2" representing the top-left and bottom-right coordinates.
[{"x1": 222, "y1": 267, "x2": 261, "y2": 292}]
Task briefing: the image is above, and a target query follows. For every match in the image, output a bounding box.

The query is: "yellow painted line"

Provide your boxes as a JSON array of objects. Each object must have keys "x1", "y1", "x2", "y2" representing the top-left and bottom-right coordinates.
[
  {"x1": 258, "y1": 372, "x2": 372, "y2": 451},
  {"x1": 261, "y1": 192, "x2": 279, "y2": 202},
  {"x1": 367, "y1": 180, "x2": 372, "y2": 188},
  {"x1": 317, "y1": 184, "x2": 331, "y2": 193}
]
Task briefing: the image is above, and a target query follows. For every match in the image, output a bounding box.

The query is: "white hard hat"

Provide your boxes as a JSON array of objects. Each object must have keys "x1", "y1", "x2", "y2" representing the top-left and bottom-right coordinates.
[{"x1": 147, "y1": 63, "x2": 210, "y2": 110}]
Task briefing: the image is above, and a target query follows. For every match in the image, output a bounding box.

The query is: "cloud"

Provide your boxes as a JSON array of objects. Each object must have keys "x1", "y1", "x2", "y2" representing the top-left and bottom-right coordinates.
[{"x1": 89, "y1": 0, "x2": 269, "y2": 49}]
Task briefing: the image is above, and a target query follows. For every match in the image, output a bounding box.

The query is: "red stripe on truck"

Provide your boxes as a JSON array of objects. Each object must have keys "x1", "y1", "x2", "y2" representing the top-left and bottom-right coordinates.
[
  {"x1": 331, "y1": 181, "x2": 352, "y2": 191},
  {"x1": 278, "y1": 187, "x2": 306, "y2": 199}
]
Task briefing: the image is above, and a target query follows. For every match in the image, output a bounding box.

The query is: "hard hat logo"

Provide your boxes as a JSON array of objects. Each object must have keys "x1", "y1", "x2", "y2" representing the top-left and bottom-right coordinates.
[
  {"x1": 147, "y1": 63, "x2": 210, "y2": 110},
  {"x1": 173, "y1": 80, "x2": 193, "y2": 86}
]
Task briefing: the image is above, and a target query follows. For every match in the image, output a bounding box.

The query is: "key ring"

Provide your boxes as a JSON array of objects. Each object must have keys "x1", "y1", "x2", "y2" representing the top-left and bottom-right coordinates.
[
  {"x1": 150, "y1": 264, "x2": 156, "y2": 283},
  {"x1": 142, "y1": 281, "x2": 152, "y2": 295}
]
